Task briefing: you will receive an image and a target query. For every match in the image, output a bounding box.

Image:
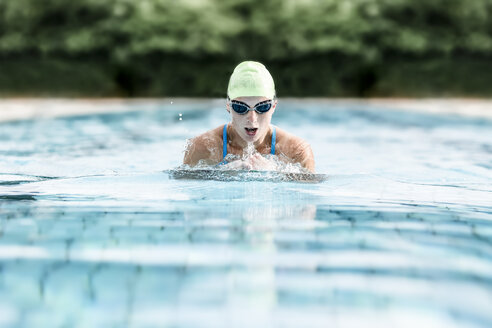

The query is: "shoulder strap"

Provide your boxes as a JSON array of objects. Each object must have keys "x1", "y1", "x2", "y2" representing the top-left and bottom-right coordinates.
[
  {"x1": 222, "y1": 124, "x2": 228, "y2": 159},
  {"x1": 271, "y1": 126, "x2": 276, "y2": 155}
]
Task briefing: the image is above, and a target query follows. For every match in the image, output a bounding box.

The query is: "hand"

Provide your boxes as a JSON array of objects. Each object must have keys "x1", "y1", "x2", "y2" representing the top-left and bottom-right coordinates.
[
  {"x1": 222, "y1": 159, "x2": 253, "y2": 170},
  {"x1": 247, "y1": 153, "x2": 277, "y2": 171},
  {"x1": 222, "y1": 154, "x2": 276, "y2": 171}
]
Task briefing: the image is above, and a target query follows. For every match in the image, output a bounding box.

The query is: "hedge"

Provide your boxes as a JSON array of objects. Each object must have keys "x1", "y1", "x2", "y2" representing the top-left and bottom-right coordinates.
[{"x1": 1, "y1": 0, "x2": 491, "y2": 96}]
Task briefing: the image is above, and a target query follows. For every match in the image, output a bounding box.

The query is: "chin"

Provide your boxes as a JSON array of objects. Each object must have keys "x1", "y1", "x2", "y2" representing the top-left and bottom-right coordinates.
[{"x1": 243, "y1": 134, "x2": 258, "y2": 142}]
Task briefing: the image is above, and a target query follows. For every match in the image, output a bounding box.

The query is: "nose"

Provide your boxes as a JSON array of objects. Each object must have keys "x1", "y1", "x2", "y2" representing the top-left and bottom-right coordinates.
[{"x1": 246, "y1": 110, "x2": 258, "y2": 123}]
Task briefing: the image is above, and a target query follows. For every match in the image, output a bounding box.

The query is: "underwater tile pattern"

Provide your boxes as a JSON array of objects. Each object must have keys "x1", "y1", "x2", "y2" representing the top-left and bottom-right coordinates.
[{"x1": 1, "y1": 101, "x2": 492, "y2": 327}]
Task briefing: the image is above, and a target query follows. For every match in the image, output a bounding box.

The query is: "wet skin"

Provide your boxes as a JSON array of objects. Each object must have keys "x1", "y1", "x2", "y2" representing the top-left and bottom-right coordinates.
[{"x1": 183, "y1": 96, "x2": 315, "y2": 173}]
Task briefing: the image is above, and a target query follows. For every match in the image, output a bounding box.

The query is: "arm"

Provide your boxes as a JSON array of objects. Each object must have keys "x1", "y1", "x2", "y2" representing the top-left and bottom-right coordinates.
[
  {"x1": 183, "y1": 135, "x2": 220, "y2": 166},
  {"x1": 292, "y1": 140, "x2": 315, "y2": 173}
]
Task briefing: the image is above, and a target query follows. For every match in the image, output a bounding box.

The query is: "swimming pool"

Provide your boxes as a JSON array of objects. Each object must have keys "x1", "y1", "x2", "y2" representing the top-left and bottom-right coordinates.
[{"x1": 0, "y1": 100, "x2": 491, "y2": 327}]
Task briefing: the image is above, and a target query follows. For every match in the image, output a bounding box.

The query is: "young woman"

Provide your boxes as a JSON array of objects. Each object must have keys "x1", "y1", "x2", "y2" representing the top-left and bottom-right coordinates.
[{"x1": 183, "y1": 61, "x2": 315, "y2": 173}]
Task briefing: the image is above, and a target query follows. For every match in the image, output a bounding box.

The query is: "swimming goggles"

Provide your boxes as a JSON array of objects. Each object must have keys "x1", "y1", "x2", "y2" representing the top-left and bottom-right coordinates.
[{"x1": 228, "y1": 98, "x2": 275, "y2": 115}]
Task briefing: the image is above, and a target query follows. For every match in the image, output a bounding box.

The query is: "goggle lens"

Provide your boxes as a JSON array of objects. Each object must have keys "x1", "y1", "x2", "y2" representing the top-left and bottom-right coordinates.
[
  {"x1": 231, "y1": 103, "x2": 249, "y2": 114},
  {"x1": 255, "y1": 103, "x2": 272, "y2": 113}
]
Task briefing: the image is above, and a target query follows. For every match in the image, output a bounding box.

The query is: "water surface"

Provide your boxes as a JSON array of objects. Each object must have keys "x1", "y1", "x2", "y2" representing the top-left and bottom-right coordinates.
[{"x1": 0, "y1": 100, "x2": 491, "y2": 328}]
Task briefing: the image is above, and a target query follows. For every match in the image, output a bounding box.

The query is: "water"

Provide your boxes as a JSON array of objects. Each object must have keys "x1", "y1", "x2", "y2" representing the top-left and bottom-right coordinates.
[{"x1": 0, "y1": 100, "x2": 491, "y2": 328}]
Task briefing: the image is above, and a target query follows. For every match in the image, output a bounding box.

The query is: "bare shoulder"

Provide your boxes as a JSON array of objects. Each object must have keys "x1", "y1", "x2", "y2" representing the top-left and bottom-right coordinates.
[
  {"x1": 274, "y1": 126, "x2": 315, "y2": 173},
  {"x1": 183, "y1": 126, "x2": 224, "y2": 166}
]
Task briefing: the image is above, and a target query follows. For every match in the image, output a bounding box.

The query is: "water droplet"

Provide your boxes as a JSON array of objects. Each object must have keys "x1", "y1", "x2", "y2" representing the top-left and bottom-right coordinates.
[{"x1": 171, "y1": 101, "x2": 174, "y2": 105}]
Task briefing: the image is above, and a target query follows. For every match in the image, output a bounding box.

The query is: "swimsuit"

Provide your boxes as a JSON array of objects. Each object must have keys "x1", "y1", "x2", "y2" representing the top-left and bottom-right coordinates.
[{"x1": 220, "y1": 124, "x2": 276, "y2": 164}]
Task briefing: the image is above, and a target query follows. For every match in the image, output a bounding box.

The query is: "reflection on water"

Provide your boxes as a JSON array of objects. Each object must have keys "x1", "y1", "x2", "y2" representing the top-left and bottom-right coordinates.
[
  {"x1": 0, "y1": 101, "x2": 492, "y2": 327},
  {"x1": 0, "y1": 172, "x2": 491, "y2": 327}
]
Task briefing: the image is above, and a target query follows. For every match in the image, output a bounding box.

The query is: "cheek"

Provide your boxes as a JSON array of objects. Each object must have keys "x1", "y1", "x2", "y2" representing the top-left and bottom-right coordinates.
[
  {"x1": 232, "y1": 113, "x2": 246, "y2": 123},
  {"x1": 230, "y1": 114, "x2": 245, "y2": 131},
  {"x1": 259, "y1": 113, "x2": 272, "y2": 126}
]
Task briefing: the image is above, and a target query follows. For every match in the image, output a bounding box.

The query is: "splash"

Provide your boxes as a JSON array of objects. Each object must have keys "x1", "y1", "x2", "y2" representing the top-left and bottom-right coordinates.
[
  {"x1": 181, "y1": 135, "x2": 310, "y2": 174},
  {"x1": 243, "y1": 142, "x2": 255, "y2": 159}
]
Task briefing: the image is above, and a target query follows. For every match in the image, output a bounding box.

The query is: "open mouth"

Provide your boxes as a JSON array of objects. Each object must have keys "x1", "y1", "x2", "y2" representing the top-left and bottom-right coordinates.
[{"x1": 245, "y1": 127, "x2": 258, "y2": 136}]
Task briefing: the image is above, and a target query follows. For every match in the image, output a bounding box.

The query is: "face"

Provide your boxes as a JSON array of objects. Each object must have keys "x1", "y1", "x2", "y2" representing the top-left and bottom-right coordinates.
[{"x1": 227, "y1": 96, "x2": 277, "y2": 144}]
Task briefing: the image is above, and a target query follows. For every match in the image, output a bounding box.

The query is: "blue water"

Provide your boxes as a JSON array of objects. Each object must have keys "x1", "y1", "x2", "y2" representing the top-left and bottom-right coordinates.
[{"x1": 0, "y1": 100, "x2": 491, "y2": 328}]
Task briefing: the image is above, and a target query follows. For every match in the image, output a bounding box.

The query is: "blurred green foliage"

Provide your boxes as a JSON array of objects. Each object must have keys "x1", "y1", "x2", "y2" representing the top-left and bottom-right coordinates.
[{"x1": 1, "y1": 0, "x2": 491, "y2": 97}]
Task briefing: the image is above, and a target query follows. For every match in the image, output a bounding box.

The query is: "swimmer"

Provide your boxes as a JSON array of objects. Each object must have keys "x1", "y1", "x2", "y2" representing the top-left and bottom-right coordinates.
[{"x1": 183, "y1": 61, "x2": 315, "y2": 173}]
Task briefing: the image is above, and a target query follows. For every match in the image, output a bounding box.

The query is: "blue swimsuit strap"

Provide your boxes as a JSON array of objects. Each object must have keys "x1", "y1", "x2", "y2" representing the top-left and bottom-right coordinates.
[
  {"x1": 271, "y1": 126, "x2": 276, "y2": 155},
  {"x1": 222, "y1": 124, "x2": 228, "y2": 159},
  {"x1": 222, "y1": 124, "x2": 276, "y2": 160}
]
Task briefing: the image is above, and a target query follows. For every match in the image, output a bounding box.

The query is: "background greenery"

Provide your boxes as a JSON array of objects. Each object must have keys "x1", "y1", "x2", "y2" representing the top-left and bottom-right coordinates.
[{"x1": 1, "y1": 0, "x2": 491, "y2": 97}]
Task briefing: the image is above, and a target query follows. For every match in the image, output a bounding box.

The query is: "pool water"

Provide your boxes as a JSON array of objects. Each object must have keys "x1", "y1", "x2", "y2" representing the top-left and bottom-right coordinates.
[{"x1": 0, "y1": 100, "x2": 491, "y2": 328}]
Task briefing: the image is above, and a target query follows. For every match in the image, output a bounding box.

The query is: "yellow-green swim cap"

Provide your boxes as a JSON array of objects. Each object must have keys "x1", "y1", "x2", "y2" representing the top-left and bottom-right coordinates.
[{"x1": 227, "y1": 61, "x2": 275, "y2": 100}]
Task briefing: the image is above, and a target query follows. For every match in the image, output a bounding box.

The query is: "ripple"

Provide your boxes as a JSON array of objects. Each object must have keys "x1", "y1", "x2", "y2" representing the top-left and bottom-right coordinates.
[{"x1": 1, "y1": 101, "x2": 491, "y2": 328}]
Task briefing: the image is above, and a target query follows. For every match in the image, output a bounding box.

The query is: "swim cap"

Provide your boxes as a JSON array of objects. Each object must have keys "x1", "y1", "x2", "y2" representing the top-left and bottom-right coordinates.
[{"x1": 227, "y1": 61, "x2": 275, "y2": 100}]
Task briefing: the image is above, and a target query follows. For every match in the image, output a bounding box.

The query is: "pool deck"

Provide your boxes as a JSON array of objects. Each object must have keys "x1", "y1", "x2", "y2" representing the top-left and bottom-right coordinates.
[{"x1": 0, "y1": 98, "x2": 491, "y2": 122}]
